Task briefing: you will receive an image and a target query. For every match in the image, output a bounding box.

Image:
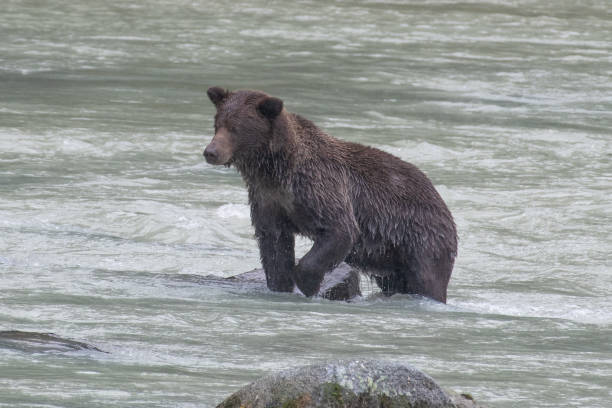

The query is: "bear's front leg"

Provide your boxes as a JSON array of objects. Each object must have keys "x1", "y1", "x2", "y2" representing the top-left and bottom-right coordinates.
[
  {"x1": 253, "y1": 205, "x2": 296, "y2": 293},
  {"x1": 294, "y1": 231, "x2": 353, "y2": 297},
  {"x1": 257, "y1": 228, "x2": 295, "y2": 292}
]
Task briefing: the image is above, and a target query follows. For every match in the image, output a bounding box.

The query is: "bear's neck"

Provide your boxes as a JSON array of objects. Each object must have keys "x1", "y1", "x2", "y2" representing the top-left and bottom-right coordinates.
[{"x1": 233, "y1": 149, "x2": 293, "y2": 191}]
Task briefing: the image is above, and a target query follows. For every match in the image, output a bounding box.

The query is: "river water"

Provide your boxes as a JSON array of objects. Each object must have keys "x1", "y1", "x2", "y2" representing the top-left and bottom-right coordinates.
[{"x1": 1, "y1": 1, "x2": 611, "y2": 407}]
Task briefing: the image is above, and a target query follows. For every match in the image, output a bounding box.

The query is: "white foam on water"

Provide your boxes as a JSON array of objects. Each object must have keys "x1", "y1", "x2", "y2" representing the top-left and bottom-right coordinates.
[
  {"x1": 453, "y1": 294, "x2": 612, "y2": 326},
  {"x1": 216, "y1": 204, "x2": 250, "y2": 220}
]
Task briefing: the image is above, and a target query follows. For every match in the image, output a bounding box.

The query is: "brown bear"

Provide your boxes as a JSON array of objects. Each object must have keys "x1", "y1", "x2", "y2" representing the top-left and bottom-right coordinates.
[{"x1": 203, "y1": 87, "x2": 457, "y2": 303}]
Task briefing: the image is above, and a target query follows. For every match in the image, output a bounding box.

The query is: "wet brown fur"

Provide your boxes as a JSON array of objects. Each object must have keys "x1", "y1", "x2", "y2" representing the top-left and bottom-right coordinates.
[{"x1": 204, "y1": 87, "x2": 457, "y2": 302}]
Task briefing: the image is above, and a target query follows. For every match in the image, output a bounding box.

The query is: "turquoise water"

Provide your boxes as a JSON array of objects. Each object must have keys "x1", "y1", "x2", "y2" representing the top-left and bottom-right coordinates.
[{"x1": 1, "y1": 1, "x2": 611, "y2": 406}]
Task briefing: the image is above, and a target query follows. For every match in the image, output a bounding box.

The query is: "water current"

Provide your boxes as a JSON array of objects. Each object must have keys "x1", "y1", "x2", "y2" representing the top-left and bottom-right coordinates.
[{"x1": 1, "y1": 1, "x2": 611, "y2": 407}]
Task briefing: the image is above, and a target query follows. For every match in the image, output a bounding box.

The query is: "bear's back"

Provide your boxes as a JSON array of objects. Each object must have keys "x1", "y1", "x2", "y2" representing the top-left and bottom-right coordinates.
[{"x1": 340, "y1": 140, "x2": 456, "y2": 259}]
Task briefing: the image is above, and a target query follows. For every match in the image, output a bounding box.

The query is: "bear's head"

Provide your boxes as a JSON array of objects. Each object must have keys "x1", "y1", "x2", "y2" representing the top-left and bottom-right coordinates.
[{"x1": 203, "y1": 87, "x2": 290, "y2": 166}]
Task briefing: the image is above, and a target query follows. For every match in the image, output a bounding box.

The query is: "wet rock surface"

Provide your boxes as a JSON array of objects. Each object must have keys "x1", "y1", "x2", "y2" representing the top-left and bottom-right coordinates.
[
  {"x1": 0, "y1": 330, "x2": 106, "y2": 353},
  {"x1": 173, "y1": 262, "x2": 361, "y2": 301},
  {"x1": 217, "y1": 360, "x2": 485, "y2": 408}
]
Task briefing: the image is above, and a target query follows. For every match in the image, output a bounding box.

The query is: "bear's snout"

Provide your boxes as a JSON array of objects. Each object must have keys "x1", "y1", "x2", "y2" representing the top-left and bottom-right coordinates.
[
  {"x1": 204, "y1": 127, "x2": 234, "y2": 165},
  {"x1": 203, "y1": 144, "x2": 220, "y2": 164}
]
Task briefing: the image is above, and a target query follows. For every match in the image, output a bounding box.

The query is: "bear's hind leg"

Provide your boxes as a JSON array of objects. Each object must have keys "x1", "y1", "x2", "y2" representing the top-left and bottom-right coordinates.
[
  {"x1": 373, "y1": 272, "x2": 406, "y2": 296},
  {"x1": 395, "y1": 256, "x2": 452, "y2": 303}
]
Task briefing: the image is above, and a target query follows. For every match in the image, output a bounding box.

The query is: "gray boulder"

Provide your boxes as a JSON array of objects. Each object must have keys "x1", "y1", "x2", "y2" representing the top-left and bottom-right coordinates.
[{"x1": 217, "y1": 360, "x2": 484, "y2": 408}]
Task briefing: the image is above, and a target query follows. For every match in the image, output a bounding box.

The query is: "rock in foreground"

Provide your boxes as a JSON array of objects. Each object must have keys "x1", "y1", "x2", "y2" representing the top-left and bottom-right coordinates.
[{"x1": 217, "y1": 360, "x2": 484, "y2": 408}]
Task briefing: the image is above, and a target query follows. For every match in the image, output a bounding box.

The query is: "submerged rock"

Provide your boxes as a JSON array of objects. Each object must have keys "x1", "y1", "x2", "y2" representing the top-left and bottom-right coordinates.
[
  {"x1": 225, "y1": 263, "x2": 361, "y2": 301},
  {"x1": 0, "y1": 330, "x2": 106, "y2": 353},
  {"x1": 178, "y1": 262, "x2": 361, "y2": 301},
  {"x1": 217, "y1": 360, "x2": 485, "y2": 408},
  {"x1": 316, "y1": 263, "x2": 362, "y2": 301}
]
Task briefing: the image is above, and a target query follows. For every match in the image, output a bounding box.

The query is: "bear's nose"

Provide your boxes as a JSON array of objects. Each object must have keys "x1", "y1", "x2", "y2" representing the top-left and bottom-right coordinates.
[{"x1": 203, "y1": 145, "x2": 219, "y2": 163}]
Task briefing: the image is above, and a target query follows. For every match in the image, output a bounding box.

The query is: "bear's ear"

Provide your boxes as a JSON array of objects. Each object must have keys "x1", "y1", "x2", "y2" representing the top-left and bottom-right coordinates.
[
  {"x1": 207, "y1": 86, "x2": 228, "y2": 107},
  {"x1": 268, "y1": 106, "x2": 295, "y2": 154},
  {"x1": 257, "y1": 97, "x2": 284, "y2": 120}
]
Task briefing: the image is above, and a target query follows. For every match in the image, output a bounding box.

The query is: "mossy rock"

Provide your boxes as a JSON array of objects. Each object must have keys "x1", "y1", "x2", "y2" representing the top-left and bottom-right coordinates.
[{"x1": 216, "y1": 360, "x2": 486, "y2": 408}]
